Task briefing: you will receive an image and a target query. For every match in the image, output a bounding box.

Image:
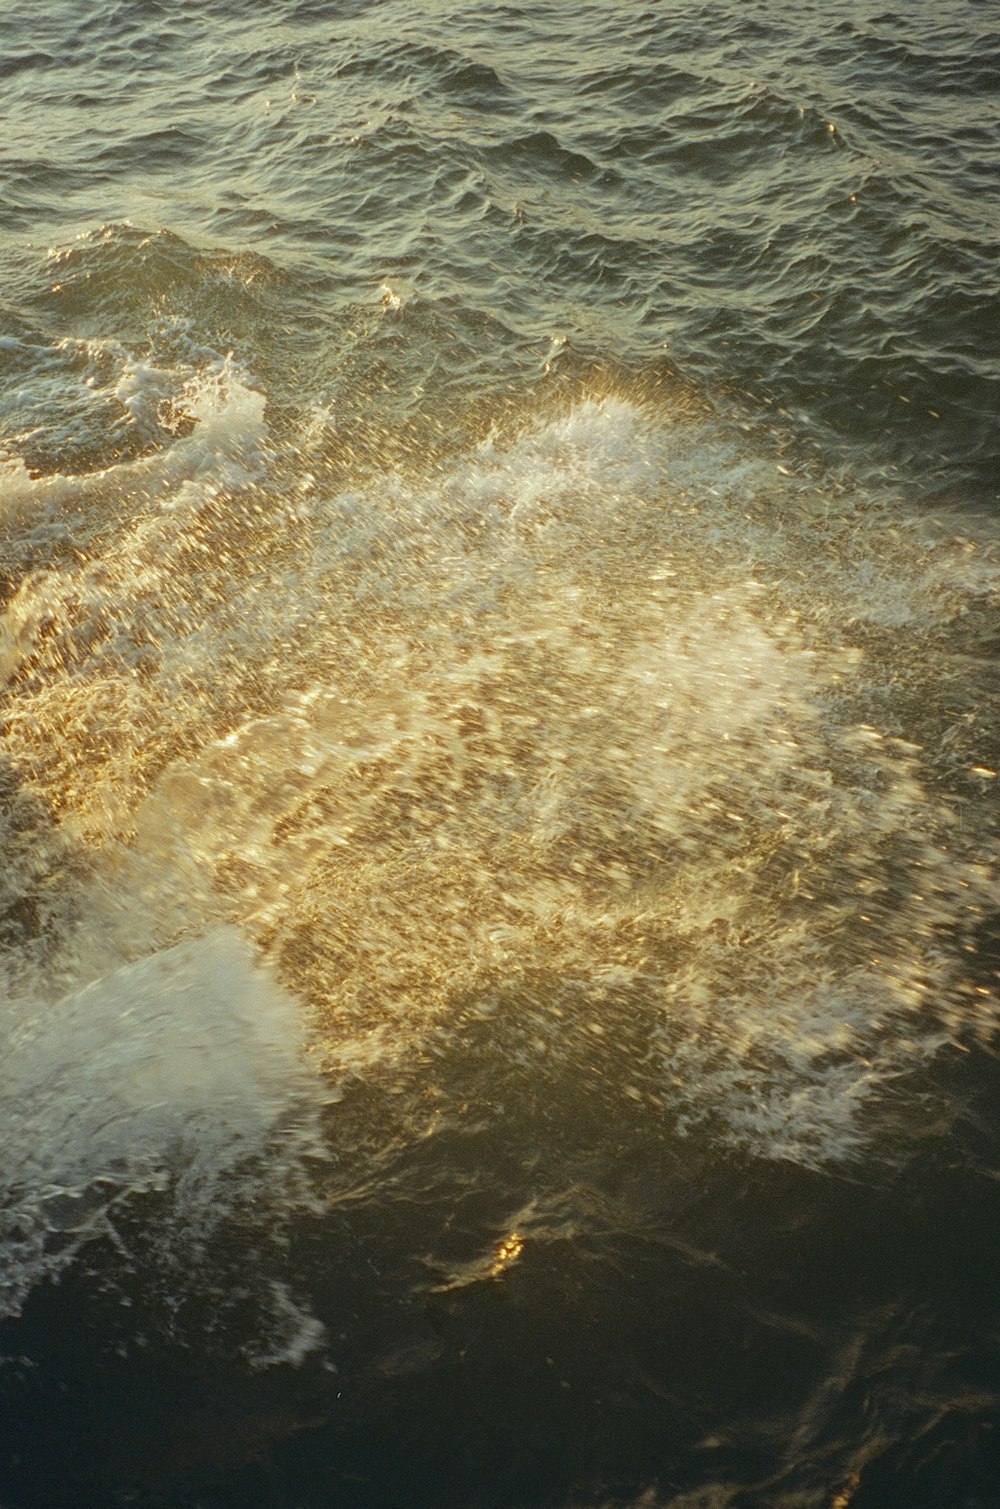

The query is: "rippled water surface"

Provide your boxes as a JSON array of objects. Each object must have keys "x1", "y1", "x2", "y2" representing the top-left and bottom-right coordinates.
[{"x1": 1, "y1": 2, "x2": 999, "y2": 1506}]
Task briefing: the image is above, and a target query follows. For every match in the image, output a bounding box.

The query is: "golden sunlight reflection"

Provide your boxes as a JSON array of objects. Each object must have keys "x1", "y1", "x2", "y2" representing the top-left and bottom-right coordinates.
[
  {"x1": 1, "y1": 377, "x2": 997, "y2": 1175},
  {"x1": 490, "y1": 1234, "x2": 525, "y2": 1277}
]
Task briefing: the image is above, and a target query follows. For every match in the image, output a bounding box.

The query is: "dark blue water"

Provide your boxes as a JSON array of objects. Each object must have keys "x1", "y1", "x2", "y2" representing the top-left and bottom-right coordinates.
[{"x1": 1, "y1": 3, "x2": 999, "y2": 1505}]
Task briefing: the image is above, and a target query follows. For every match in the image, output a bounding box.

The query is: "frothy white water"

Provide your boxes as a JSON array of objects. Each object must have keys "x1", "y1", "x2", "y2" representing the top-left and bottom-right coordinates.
[
  {"x1": 0, "y1": 380, "x2": 997, "y2": 1325},
  {"x1": 0, "y1": 352, "x2": 266, "y2": 539},
  {"x1": 1, "y1": 929, "x2": 326, "y2": 1324}
]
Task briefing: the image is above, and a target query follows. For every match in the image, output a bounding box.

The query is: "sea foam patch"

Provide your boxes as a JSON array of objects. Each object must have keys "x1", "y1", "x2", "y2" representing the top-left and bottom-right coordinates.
[{"x1": 1, "y1": 929, "x2": 326, "y2": 1324}]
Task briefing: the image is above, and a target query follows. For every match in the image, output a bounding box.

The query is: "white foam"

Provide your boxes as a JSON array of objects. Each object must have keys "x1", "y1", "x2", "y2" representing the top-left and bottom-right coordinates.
[
  {"x1": 245, "y1": 1281, "x2": 330, "y2": 1372},
  {"x1": 0, "y1": 354, "x2": 266, "y2": 533},
  {"x1": 0, "y1": 930, "x2": 325, "y2": 1323}
]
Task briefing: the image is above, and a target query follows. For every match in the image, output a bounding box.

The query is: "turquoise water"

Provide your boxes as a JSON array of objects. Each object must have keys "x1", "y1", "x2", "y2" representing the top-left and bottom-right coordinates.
[{"x1": 1, "y1": 3, "x2": 999, "y2": 1506}]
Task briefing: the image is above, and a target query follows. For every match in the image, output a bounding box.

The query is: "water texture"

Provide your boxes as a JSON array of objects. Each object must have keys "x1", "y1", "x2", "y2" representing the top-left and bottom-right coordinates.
[{"x1": 0, "y1": 2, "x2": 998, "y2": 1506}]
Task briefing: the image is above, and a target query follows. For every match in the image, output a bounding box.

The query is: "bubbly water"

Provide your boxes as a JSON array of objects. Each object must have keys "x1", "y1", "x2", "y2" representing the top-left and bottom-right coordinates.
[{"x1": 1, "y1": 3, "x2": 998, "y2": 1505}]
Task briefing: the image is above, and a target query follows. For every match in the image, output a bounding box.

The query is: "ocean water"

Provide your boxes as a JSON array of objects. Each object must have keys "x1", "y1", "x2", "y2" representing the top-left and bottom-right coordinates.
[{"x1": 1, "y1": 2, "x2": 998, "y2": 1505}]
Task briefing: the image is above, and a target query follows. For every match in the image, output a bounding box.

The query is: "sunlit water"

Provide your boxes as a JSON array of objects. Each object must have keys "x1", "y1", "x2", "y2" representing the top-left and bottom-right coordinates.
[{"x1": 1, "y1": 3, "x2": 999, "y2": 1506}]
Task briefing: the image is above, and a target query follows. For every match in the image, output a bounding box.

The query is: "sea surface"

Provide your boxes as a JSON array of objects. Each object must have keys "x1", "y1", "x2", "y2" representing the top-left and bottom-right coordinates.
[{"x1": 1, "y1": 2, "x2": 999, "y2": 1505}]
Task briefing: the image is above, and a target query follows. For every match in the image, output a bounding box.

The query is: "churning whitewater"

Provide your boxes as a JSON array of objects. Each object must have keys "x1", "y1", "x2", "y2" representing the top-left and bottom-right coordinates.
[{"x1": 2, "y1": 353, "x2": 997, "y2": 1343}]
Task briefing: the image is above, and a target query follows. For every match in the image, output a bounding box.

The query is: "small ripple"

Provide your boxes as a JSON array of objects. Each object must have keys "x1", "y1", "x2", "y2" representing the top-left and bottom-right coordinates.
[
  {"x1": 0, "y1": 51, "x2": 56, "y2": 81},
  {"x1": 438, "y1": 55, "x2": 512, "y2": 107},
  {"x1": 331, "y1": 36, "x2": 514, "y2": 113},
  {"x1": 205, "y1": 46, "x2": 306, "y2": 101},
  {"x1": 575, "y1": 61, "x2": 704, "y2": 111},
  {"x1": 92, "y1": 124, "x2": 207, "y2": 171},
  {"x1": 829, "y1": 16, "x2": 1000, "y2": 97},
  {"x1": 484, "y1": 129, "x2": 607, "y2": 184}
]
